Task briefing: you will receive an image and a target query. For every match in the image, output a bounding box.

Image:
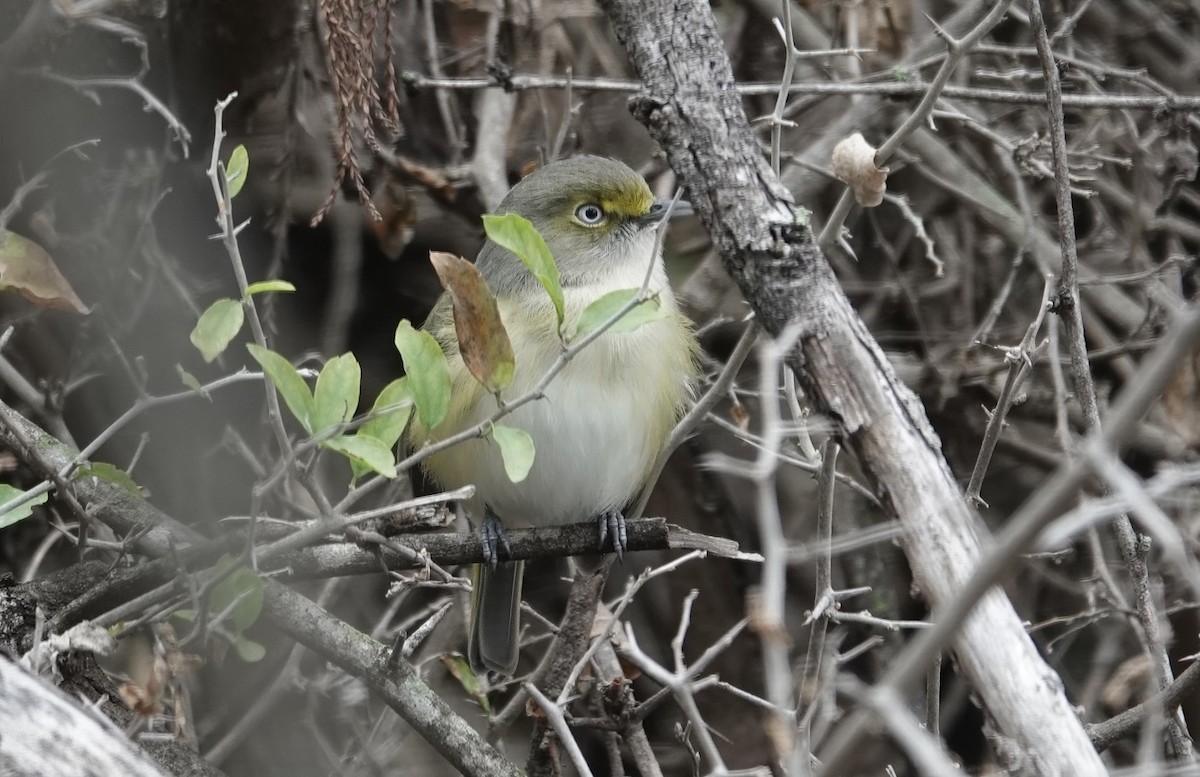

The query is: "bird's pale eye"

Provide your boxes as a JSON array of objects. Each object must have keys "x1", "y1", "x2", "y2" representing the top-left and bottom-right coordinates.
[{"x1": 573, "y1": 203, "x2": 606, "y2": 226}]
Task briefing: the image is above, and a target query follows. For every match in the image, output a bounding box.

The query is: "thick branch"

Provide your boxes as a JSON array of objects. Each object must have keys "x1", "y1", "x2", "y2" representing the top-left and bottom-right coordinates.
[
  {"x1": 599, "y1": 0, "x2": 1105, "y2": 773},
  {"x1": 0, "y1": 658, "x2": 170, "y2": 777},
  {"x1": 261, "y1": 580, "x2": 520, "y2": 777},
  {"x1": 47, "y1": 518, "x2": 737, "y2": 631},
  {"x1": 0, "y1": 398, "x2": 519, "y2": 777}
]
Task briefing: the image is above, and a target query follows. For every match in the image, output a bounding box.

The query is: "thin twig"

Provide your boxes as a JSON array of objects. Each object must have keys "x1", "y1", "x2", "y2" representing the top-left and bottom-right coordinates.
[
  {"x1": 816, "y1": 299, "x2": 1200, "y2": 773},
  {"x1": 767, "y1": 4, "x2": 799, "y2": 176},
  {"x1": 1090, "y1": 659, "x2": 1200, "y2": 753},
  {"x1": 838, "y1": 679, "x2": 962, "y2": 777},
  {"x1": 926, "y1": 652, "x2": 942, "y2": 742},
  {"x1": 964, "y1": 274, "x2": 1054, "y2": 506},
  {"x1": 35, "y1": 71, "x2": 191, "y2": 156},
  {"x1": 525, "y1": 683, "x2": 595, "y2": 777},
  {"x1": 818, "y1": 0, "x2": 1015, "y2": 248},
  {"x1": 206, "y1": 94, "x2": 302, "y2": 481},
  {"x1": 1028, "y1": 0, "x2": 1194, "y2": 760},
  {"x1": 621, "y1": 620, "x2": 744, "y2": 775},
  {"x1": 400, "y1": 72, "x2": 1200, "y2": 110},
  {"x1": 742, "y1": 326, "x2": 804, "y2": 770},
  {"x1": 0, "y1": 372, "x2": 262, "y2": 521},
  {"x1": 630, "y1": 319, "x2": 759, "y2": 521},
  {"x1": 797, "y1": 438, "x2": 839, "y2": 772}
]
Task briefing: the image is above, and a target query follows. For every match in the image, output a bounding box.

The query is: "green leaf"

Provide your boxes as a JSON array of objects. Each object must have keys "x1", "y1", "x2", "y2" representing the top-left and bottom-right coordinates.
[
  {"x1": 246, "y1": 344, "x2": 314, "y2": 433},
  {"x1": 210, "y1": 557, "x2": 263, "y2": 634},
  {"x1": 0, "y1": 484, "x2": 48, "y2": 529},
  {"x1": 245, "y1": 280, "x2": 296, "y2": 297},
  {"x1": 324, "y1": 434, "x2": 396, "y2": 479},
  {"x1": 359, "y1": 378, "x2": 413, "y2": 449},
  {"x1": 482, "y1": 213, "x2": 564, "y2": 331},
  {"x1": 440, "y1": 652, "x2": 491, "y2": 714},
  {"x1": 429, "y1": 251, "x2": 515, "y2": 392},
  {"x1": 394, "y1": 320, "x2": 451, "y2": 429},
  {"x1": 490, "y1": 424, "x2": 535, "y2": 483},
  {"x1": 572, "y1": 288, "x2": 665, "y2": 340},
  {"x1": 75, "y1": 462, "x2": 142, "y2": 495},
  {"x1": 226, "y1": 144, "x2": 249, "y2": 198},
  {"x1": 352, "y1": 379, "x2": 413, "y2": 481},
  {"x1": 234, "y1": 636, "x2": 266, "y2": 662},
  {"x1": 191, "y1": 298, "x2": 245, "y2": 363},
  {"x1": 177, "y1": 365, "x2": 209, "y2": 398},
  {"x1": 311, "y1": 353, "x2": 360, "y2": 435}
]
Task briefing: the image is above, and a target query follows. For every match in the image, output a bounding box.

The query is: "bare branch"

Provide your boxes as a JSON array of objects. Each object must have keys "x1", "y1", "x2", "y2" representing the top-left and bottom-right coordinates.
[{"x1": 600, "y1": 0, "x2": 1109, "y2": 771}]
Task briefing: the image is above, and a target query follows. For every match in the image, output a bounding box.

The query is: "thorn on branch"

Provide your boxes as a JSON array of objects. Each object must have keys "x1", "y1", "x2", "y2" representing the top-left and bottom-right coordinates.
[
  {"x1": 486, "y1": 60, "x2": 515, "y2": 92},
  {"x1": 1047, "y1": 289, "x2": 1072, "y2": 314}
]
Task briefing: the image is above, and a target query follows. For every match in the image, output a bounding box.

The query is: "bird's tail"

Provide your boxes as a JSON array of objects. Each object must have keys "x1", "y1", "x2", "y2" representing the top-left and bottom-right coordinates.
[{"x1": 468, "y1": 560, "x2": 524, "y2": 675}]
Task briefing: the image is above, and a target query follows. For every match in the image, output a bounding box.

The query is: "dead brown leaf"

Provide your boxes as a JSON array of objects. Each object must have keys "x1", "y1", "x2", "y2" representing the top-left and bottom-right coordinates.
[
  {"x1": 0, "y1": 230, "x2": 87, "y2": 313},
  {"x1": 118, "y1": 654, "x2": 168, "y2": 717},
  {"x1": 1162, "y1": 347, "x2": 1200, "y2": 446},
  {"x1": 429, "y1": 250, "x2": 515, "y2": 393}
]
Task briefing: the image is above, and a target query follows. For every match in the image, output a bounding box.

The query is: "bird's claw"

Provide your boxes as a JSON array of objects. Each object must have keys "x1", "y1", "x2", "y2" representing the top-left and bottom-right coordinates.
[
  {"x1": 598, "y1": 510, "x2": 628, "y2": 560},
  {"x1": 481, "y1": 508, "x2": 511, "y2": 568}
]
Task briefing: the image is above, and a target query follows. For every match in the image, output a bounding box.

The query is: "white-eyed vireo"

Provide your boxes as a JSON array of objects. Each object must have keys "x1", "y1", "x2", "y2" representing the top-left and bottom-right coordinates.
[{"x1": 410, "y1": 156, "x2": 699, "y2": 675}]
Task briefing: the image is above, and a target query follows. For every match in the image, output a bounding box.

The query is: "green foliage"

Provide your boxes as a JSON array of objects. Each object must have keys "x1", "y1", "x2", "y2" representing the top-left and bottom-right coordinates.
[
  {"x1": 246, "y1": 344, "x2": 314, "y2": 433},
  {"x1": 243, "y1": 346, "x2": 406, "y2": 480},
  {"x1": 75, "y1": 462, "x2": 142, "y2": 495},
  {"x1": 349, "y1": 378, "x2": 413, "y2": 480},
  {"x1": 177, "y1": 365, "x2": 209, "y2": 397},
  {"x1": 311, "y1": 353, "x2": 360, "y2": 435},
  {"x1": 190, "y1": 298, "x2": 244, "y2": 363},
  {"x1": 490, "y1": 424, "x2": 535, "y2": 483},
  {"x1": 358, "y1": 378, "x2": 413, "y2": 449},
  {"x1": 441, "y1": 652, "x2": 491, "y2": 714},
  {"x1": 325, "y1": 434, "x2": 396, "y2": 480},
  {"x1": 234, "y1": 636, "x2": 266, "y2": 662},
  {"x1": 244, "y1": 280, "x2": 296, "y2": 296},
  {"x1": 0, "y1": 484, "x2": 48, "y2": 529},
  {"x1": 572, "y1": 288, "x2": 665, "y2": 340},
  {"x1": 394, "y1": 320, "x2": 451, "y2": 429},
  {"x1": 225, "y1": 144, "x2": 249, "y2": 198},
  {"x1": 210, "y1": 558, "x2": 264, "y2": 633},
  {"x1": 173, "y1": 555, "x2": 265, "y2": 662},
  {"x1": 482, "y1": 213, "x2": 564, "y2": 332},
  {"x1": 182, "y1": 196, "x2": 567, "y2": 493}
]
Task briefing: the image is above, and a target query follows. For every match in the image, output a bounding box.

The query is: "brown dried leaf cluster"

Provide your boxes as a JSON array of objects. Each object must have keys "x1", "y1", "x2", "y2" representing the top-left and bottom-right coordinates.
[{"x1": 312, "y1": 0, "x2": 401, "y2": 226}]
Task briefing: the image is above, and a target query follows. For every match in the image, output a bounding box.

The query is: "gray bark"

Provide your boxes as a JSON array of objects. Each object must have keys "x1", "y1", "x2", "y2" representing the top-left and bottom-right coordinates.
[
  {"x1": 600, "y1": 0, "x2": 1107, "y2": 773},
  {"x1": 0, "y1": 658, "x2": 169, "y2": 777}
]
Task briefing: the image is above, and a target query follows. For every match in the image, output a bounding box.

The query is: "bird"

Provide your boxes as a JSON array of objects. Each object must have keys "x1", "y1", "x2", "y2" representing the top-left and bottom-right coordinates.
[{"x1": 409, "y1": 155, "x2": 700, "y2": 675}]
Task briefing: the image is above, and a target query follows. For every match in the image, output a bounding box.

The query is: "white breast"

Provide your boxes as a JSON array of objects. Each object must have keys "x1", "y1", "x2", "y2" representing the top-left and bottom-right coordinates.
[{"x1": 429, "y1": 258, "x2": 693, "y2": 529}]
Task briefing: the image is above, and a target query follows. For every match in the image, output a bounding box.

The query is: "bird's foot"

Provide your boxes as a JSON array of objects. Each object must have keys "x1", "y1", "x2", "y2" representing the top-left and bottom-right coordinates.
[
  {"x1": 597, "y1": 509, "x2": 628, "y2": 560},
  {"x1": 480, "y1": 508, "x2": 511, "y2": 568}
]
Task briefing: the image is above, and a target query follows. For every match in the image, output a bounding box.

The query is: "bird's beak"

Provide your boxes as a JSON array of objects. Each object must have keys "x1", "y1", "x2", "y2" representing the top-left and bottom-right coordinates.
[{"x1": 638, "y1": 196, "x2": 693, "y2": 228}]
